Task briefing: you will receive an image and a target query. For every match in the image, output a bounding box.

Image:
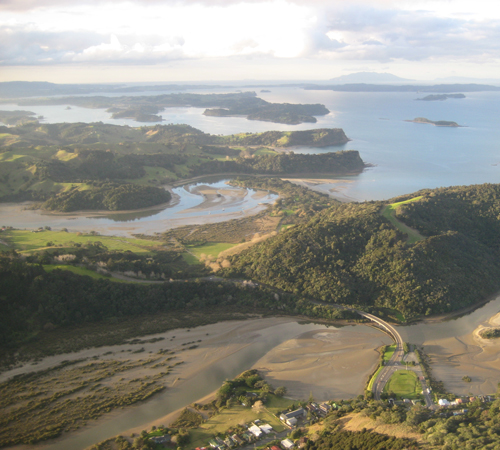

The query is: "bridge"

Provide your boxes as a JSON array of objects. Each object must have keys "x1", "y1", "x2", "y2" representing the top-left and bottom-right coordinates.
[{"x1": 355, "y1": 310, "x2": 434, "y2": 407}]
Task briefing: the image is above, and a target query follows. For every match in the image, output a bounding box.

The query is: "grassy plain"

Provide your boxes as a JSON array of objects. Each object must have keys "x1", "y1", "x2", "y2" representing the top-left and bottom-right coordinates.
[
  {"x1": 0, "y1": 229, "x2": 160, "y2": 254},
  {"x1": 189, "y1": 404, "x2": 286, "y2": 449},
  {"x1": 383, "y1": 370, "x2": 421, "y2": 399},
  {"x1": 42, "y1": 265, "x2": 132, "y2": 283},
  {"x1": 381, "y1": 197, "x2": 424, "y2": 244},
  {"x1": 186, "y1": 242, "x2": 238, "y2": 260}
]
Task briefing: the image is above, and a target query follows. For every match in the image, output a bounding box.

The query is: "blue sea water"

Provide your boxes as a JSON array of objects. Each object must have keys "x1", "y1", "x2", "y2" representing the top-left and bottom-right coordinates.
[{"x1": 2, "y1": 87, "x2": 499, "y2": 201}]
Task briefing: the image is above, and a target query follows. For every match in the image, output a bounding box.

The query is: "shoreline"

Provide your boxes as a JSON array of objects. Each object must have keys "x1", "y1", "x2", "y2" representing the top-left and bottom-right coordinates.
[{"x1": 2, "y1": 317, "x2": 387, "y2": 450}]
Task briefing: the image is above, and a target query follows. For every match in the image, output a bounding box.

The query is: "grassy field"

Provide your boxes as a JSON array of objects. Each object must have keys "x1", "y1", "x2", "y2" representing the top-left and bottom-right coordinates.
[
  {"x1": 381, "y1": 197, "x2": 424, "y2": 244},
  {"x1": 189, "y1": 405, "x2": 286, "y2": 449},
  {"x1": 383, "y1": 344, "x2": 396, "y2": 362},
  {"x1": 383, "y1": 370, "x2": 421, "y2": 399},
  {"x1": 0, "y1": 230, "x2": 161, "y2": 254},
  {"x1": 186, "y1": 242, "x2": 237, "y2": 260},
  {"x1": 43, "y1": 265, "x2": 133, "y2": 283}
]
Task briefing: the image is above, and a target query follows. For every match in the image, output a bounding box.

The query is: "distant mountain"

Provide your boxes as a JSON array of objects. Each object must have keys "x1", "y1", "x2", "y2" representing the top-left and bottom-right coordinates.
[{"x1": 329, "y1": 72, "x2": 413, "y2": 84}]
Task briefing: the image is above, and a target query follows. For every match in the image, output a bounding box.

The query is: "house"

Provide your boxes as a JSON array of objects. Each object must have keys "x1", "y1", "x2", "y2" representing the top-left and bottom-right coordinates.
[
  {"x1": 249, "y1": 425, "x2": 263, "y2": 438},
  {"x1": 286, "y1": 417, "x2": 297, "y2": 427},
  {"x1": 224, "y1": 437, "x2": 234, "y2": 448},
  {"x1": 259, "y1": 424, "x2": 273, "y2": 434},
  {"x1": 281, "y1": 438, "x2": 295, "y2": 449},
  {"x1": 232, "y1": 435, "x2": 245, "y2": 446},
  {"x1": 242, "y1": 432, "x2": 254, "y2": 443},
  {"x1": 209, "y1": 439, "x2": 219, "y2": 448},
  {"x1": 280, "y1": 407, "x2": 306, "y2": 426},
  {"x1": 319, "y1": 403, "x2": 331, "y2": 415},
  {"x1": 270, "y1": 446, "x2": 281, "y2": 450},
  {"x1": 438, "y1": 399, "x2": 450, "y2": 407},
  {"x1": 150, "y1": 435, "x2": 170, "y2": 444}
]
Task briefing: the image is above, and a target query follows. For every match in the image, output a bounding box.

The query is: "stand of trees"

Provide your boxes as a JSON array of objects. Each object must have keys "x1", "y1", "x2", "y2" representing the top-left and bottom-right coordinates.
[{"x1": 224, "y1": 184, "x2": 500, "y2": 318}]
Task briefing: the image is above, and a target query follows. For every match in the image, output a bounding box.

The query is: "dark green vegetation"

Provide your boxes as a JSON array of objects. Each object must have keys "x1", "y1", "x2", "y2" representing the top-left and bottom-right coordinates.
[
  {"x1": 0, "y1": 122, "x2": 355, "y2": 210},
  {"x1": 15, "y1": 91, "x2": 329, "y2": 124},
  {"x1": 224, "y1": 184, "x2": 500, "y2": 318},
  {"x1": 42, "y1": 182, "x2": 171, "y2": 212},
  {"x1": 407, "y1": 118, "x2": 461, "y2": 127},
  {"x1": 306, "y1": 429, "x2": 417, "y2": 450},
  {"x1": 479, "y1": 328, "x2": 500, "y2": 339},
  {"x1": 416, "y1": 94, "x2": 466, "y2": 101}
]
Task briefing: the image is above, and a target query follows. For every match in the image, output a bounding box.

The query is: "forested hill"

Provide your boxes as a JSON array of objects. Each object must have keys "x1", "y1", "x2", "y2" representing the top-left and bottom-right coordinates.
[{"x1": 224, "y1": 184, "x2": 500, "y2": 318}]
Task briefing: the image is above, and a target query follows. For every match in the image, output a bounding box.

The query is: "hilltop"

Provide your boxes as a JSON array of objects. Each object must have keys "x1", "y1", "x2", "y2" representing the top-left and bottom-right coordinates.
[
  {"x1": 0, "y1": 122, "x2": 357, "y2": 211},
  {"x1": 224, "y1": 183, "x2": 500, "y2": 318}
]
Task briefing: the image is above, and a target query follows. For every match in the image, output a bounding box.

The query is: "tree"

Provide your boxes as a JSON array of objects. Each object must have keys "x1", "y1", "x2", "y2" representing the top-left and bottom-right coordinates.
[{"x1": 275, "y1": 386, "x2": 287, "y2": 397}]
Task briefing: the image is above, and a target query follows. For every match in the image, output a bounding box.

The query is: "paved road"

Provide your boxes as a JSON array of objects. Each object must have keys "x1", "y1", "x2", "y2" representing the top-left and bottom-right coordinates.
[
  {"x1": 356, "y1": 311, "x2": 405, "y2": 401},
  {"x1": 356, "y1": 311, "x2": 433, "y2": 406}
]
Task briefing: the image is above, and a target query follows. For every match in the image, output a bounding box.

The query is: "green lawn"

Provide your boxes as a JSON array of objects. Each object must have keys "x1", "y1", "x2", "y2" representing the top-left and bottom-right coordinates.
[
  {"x1": 42, "y1": 265, "x2": 132, "y2": 283},
  {"x1": 189, "y1": 405, "x2": 285, "y2": 449},
  {"x1": 264, "y1": 393, "x2": 294, "y2": 413},
  {"x1": 383, "y1": 344, "x2": 396, "y2": 362},
  {"x1": 1, "y1": 230, "x2": 160, "y2": 254},
  {"x1": 186, "y1": 242, "x2": 237, "y2": 260},
  {"x1": 367, "y1": 366, "x2": 383, "y2": 392},
  {"x1": 383, "y1": 370, "x2": 421, "y2": 399},
  {"x1": 381, "y1": 196, "x2": 424, "y2": 244},
  {"x1": 253, "y1": 148, "x2": 278, "y2": 156}
]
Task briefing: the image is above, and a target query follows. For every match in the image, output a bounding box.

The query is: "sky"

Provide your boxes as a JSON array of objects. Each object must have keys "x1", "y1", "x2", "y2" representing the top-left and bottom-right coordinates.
[{"x1": 0, "y1": 0, "x2": 499, "y2": 83}]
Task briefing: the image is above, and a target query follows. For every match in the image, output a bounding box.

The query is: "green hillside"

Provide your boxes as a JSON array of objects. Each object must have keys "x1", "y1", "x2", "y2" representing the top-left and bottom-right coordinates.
[{"x1": 225, "y1": 184, "x2": 500, "y2": 318}]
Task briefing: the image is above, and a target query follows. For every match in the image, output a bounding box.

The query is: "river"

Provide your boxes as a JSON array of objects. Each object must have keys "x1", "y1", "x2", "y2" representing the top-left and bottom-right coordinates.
[
  {"x1": 10, "y1": 292, "x2": 500, "y2": 450},
  {"x1": 0, "y1": 178, "x2": 278, "y2": 236}
]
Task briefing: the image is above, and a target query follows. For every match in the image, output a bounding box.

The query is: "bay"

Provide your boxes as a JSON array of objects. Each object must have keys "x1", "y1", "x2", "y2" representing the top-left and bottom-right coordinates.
[{"x1": 2, "y1": 87, "x2": 499, "y2": 202}]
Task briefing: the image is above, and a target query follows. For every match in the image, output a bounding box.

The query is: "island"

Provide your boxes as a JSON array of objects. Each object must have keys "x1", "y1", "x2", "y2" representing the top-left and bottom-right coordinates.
[
  {"x1": 416, "y1": 93, "x2": 466, "y2": 101},
  {"x1": 405, "y1": 117, "x2": 462, "y2": 127},
  {"x1": 13, "y1": 91, "x2": 330, "y2": 125}
]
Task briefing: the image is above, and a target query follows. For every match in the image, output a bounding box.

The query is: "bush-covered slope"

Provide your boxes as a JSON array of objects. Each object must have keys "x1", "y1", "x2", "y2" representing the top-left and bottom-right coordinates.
[
  {"x1": 225, "y1": 184, "x2": 500, "y2": 317},
  {"x1": 42, "y1": 182, "x2": 171, "y2": 212}
]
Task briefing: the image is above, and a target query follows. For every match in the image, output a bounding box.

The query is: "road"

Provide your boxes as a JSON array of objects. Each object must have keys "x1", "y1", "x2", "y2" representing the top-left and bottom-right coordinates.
[{"x1": 356, "y1": 310, "x2": 433, "y2": 407}]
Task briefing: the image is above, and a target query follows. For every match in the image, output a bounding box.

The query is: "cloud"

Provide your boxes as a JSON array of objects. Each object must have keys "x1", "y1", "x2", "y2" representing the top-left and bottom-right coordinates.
[
  {"x1": 1, "y1": 0, "x2": 499, "y2": 68},
  {"x1": 0, "y1": 26, "x2": 186, "y2": 65},
  {"x1": 305, "y1": 5, "x2": 500, "y2": 63}
]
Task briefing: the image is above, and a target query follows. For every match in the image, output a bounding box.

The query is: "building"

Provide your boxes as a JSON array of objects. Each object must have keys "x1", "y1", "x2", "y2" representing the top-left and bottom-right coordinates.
[
  {"x1": 280, "y1": 408, "x2": 306, "y2": 426},
  {"x1": 281, "y1": 439, "x2": 295, "y2": 449},
  {"x1": 259, "y1": 424, "x2": 273, "y2": 434},
  {"x1": 249, "y1": 425, "x2": 263, "y2": 438}
]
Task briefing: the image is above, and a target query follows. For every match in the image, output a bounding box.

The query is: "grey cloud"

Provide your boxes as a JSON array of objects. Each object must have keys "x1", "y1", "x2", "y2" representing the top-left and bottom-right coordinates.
[
  {"x1": 0, "y1": 26, "x2": 103, "y2": 64},
  {"x1": 315, "y1": 6, "x2": 500, "y2": 63},
  {"x1": 0, "y1": 25, "x2": 188, "y2": 65}
]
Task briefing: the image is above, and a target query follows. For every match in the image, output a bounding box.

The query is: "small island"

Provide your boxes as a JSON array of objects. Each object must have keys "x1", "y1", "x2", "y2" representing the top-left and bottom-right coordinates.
[
  {"x1": 406, "y1": 117, "x2": 462, "y2": 127},
  {"x1": 416, "y1": 93, "x2": 466, "y2": 101},
  {"x1": 479, "y1": 328, "x2": 500, "y2": 339},
  {"x1": 260, "y1": 89, "x2": 271, "y2": 93}
]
